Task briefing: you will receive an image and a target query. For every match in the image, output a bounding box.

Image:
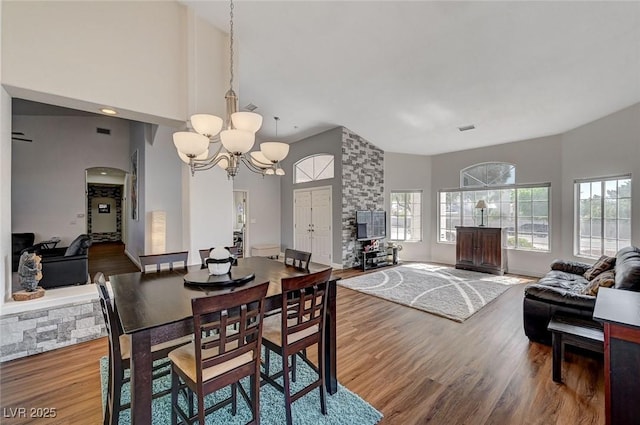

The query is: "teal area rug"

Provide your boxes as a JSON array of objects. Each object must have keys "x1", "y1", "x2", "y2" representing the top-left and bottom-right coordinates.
[{"x1": 100, "y1": 352, "x2": 382, "y2": 424}]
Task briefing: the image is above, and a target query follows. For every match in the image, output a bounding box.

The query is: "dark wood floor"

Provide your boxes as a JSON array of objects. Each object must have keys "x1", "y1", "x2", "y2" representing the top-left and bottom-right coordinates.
[{"x1": 0, "y1": 246, "x2": 604, "y2": 424}]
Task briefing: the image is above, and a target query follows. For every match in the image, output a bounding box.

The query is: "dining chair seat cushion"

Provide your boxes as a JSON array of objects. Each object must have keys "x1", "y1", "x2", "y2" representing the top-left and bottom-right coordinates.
[
  {"x1": 168, "y1": 341, "x2": 254, "y2": 383},
  {"x1": 119, "y1": 334, "x2": 193, "y2": 360},
  {"x1": 262, "y1": 314, "x2": 319, "y2": 346}
]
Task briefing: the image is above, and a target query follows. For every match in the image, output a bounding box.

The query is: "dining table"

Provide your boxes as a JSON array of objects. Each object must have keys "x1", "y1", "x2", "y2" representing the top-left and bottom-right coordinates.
[{"x1": 108, "y1": 256, "x2": 338, "y2": 425}]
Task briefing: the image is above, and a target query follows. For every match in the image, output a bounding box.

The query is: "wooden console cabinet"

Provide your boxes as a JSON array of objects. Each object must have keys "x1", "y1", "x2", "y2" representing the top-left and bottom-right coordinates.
[
  {"x1": 594, "y1": 288, "x2": 640, "y2": 425},
  {"x1": 455, "y1": 226, "x2": 504, "y2": 275}
]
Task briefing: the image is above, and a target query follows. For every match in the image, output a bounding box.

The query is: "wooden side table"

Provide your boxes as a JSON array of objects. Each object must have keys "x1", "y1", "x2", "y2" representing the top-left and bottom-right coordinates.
[{"x1": 593, "y1": 288, "x2": 640, "y2": 425}]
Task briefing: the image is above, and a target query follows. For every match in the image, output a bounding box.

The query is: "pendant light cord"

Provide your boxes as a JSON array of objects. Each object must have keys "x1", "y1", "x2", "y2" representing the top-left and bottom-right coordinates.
[{"x1": 229, "y1": 0, "x2": 235, "y2": 92}]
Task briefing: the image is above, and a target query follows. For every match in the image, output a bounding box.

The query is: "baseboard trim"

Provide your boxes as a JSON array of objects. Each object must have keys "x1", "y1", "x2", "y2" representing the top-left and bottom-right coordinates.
[{"x1": 124, "y1": 249, "x2": 141, "y2": 270}]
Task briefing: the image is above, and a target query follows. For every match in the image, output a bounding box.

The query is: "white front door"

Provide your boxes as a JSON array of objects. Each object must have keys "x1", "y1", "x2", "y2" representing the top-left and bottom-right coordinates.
[{"x1": 294, "y1": 187, "x2": 332, "y2": 266}]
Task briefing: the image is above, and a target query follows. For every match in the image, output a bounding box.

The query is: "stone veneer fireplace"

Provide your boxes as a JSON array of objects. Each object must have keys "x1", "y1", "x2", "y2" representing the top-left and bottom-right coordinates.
[{"x1": 0, "y1": 285, "x2": 106, "y2": 362}]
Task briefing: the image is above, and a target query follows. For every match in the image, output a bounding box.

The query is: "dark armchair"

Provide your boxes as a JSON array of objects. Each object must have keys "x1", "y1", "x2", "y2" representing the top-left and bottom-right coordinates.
[
  {"x1": 12, "y1": 233, "x2": 35, "y2": 272},
  {"x1": 27, "y1": 234, "x2": 93, "y2": 289}
]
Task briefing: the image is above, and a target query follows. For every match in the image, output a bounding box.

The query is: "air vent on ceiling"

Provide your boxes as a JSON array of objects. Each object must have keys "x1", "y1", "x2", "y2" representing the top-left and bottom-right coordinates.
[
  {"x1": 458, "y1": 124, "x2": 476, "y2": 132},
  {"x1": 243, "y1": 103, "x2": 258, "y2": 112},
  {"x1": 97, "y1": 127, "x2": 111, "y2": 135}
]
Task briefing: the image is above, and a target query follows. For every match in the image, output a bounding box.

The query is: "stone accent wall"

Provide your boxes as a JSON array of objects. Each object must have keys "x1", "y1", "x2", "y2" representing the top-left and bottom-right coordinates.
[
  {"x1": 341, "y1": 127, "x2": 384, "y2": 268},
  {"x1": 87, "y1": 184, "x2": 123, "y2": 242},
  {"x1": 0, "y1": 299, "x2": 106, "y2": 362}
]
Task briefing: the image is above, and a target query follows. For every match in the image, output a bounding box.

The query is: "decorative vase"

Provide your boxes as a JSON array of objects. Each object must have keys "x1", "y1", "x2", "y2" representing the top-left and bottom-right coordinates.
[{"x1": 206, "y1": 247, "x2": 233, "y2": 275}]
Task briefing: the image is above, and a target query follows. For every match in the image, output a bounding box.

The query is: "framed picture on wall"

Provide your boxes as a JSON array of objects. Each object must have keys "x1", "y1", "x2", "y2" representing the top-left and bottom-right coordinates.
[
  {"x1": 131, "y1": 149, "x2": 138, "y2": 220},
  {"x1": 98, "y1": 203, "x2": 110, "y2": 214}
]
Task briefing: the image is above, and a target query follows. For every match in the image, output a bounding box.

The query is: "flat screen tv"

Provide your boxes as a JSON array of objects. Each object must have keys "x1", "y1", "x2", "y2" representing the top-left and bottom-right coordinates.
[{"x1": 356, "y1": 210, "x2": 386, "y2": 240}]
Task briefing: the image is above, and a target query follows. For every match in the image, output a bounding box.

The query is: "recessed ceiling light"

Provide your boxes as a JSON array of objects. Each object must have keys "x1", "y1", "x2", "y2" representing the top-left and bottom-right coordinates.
[
  {"x1": 100, "y1": 108, "x2": 117, "y2": 115},
  {"x1": 100, "y1": 171, "x2": 107, "y2": 175},
  {"x1": 458, "y1": 124, "x2": 476, "y2": 132}
]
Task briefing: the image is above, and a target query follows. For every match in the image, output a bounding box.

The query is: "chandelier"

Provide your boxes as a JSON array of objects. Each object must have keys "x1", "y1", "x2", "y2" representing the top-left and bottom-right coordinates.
[{"x1": 172, "y1": 0, "x2": 289, "y2": 179}]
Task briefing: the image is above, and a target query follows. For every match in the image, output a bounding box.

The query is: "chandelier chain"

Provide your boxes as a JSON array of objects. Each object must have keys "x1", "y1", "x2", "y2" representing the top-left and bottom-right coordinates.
[{"x1": 229, "y1": 0, "x2": 234, "y2": 91}]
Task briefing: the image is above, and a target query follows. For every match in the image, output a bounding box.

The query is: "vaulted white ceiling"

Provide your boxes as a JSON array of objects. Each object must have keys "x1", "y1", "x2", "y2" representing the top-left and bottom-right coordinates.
[{"x1": 183, "y1": 1, "x2": 640, "y2": 155}]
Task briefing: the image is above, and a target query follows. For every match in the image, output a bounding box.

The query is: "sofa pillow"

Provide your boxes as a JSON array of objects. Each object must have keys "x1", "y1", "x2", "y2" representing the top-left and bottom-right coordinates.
[
  {"x1": 583, "y1": 255, "x2": 616, "y2": 280},
  {"x1": 581, "y1": 270, "x2": 615, "y2": 296}
]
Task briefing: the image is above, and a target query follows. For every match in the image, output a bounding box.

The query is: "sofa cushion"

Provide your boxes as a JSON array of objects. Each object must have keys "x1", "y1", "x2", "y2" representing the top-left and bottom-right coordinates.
[
  {"x1": 583, "y1": 255, "x2": 616, "y2": 280},
  {"x1": 614, "y1": 246, "x2": 640, "y2": 291},
  {"x1": 524, "y1": 271, "x2": 595, "y2": 309},
  {"x1": 581, "y1": 270, "x2": 616, "y2": 296}
]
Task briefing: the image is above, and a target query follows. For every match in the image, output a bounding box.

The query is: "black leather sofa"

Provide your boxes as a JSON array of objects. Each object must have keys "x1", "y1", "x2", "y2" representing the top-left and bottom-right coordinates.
[
  {"x1": 523, "y1": 246, "x2": 640, "y2": 344},
  {"x1": 12, "y1": 232, "x2": 35, "y2": 272},
  {"x1": 26, "y1": 234, "x2": 93, "y2": 289}
]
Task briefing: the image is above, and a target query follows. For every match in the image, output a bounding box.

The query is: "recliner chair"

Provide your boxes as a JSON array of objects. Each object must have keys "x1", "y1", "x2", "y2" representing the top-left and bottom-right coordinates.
[{"x1": 27, "y1": 234, "x2": 93, "y2": 289}]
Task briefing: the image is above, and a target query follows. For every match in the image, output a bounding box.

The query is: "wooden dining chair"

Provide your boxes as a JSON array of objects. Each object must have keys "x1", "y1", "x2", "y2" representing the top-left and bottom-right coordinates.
[
  {"x1": 260, "y1": 268, "x2": 333, "y2": 425},
  {"x1": 168, "y1": 281, "x2": 269, "y2": 425},
  {"x1": 284, "y1": 248, "x2": 312, "y2": 271},
  {"x1": 139, "y1": 251, "x2": 189, "y2": 273},
  {"x1": 95, "y1": 272, "x2": 191, "y2": 425}
]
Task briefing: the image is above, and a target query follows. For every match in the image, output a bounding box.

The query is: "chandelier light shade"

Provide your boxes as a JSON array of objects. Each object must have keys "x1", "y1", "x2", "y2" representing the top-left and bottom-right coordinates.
[
  {"x1": 231, "y1": 112, "x2": 263, "y2": 133},
  {"x1": 178, "y1": 148, "x2": 209, "y2": 164},
  {"x1": 190, "y1": 114, "x2": 223, "y2": 138},
  {"x1": 173, "y1": 132, "x2": 209, "y2": 157},
  {"x1": 250, "y1": 151, "x2": 271, "y2": 168},
  {"x1": 261, "y1": 142, "x2": 290, "y2": 162},
  {"x1": 171, "y1": 0, "x2": 288, "y2": 179},
  {"x1": 220, "y1": 129, "x2": 255, "y2": 154}
]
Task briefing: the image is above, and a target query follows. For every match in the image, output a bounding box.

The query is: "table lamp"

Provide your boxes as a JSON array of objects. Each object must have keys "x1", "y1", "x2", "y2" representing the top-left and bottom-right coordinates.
[{"x1": 475, "y1": 200, "x2": 488, "y2": 227}]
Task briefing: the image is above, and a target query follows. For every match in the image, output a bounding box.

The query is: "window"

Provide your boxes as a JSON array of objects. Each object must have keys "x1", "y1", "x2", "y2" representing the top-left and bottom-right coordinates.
[
  {"x1": 576, "y1": 175, "x2": 631, "y2": 258},
  {"x1": 390, "y1": 191, "x2": 422, "y2": 241},
  {"x1": 438, "y1": 185, "x2": 550, "y2": 251},
  {"x1": 294, "y1": 154, "x2": 334, "y2": 184},
  {"x1": 461, "y1": 162, "x2": 515, "y2": 187}
]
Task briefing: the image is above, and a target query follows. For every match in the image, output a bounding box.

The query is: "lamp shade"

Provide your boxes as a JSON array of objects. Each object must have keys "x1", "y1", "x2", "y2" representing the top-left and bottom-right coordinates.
[
  {"x1": 178, "y1": 148, "x2": 209, "y2": 164},
  {"x1": 190, "y1": 114, "x2": 223, "y2": 138},
  {"x1": 275, "y1": 168, "x2": 285, "y2": 176},
  {"x1": 231, "y1": 112, "x2": 263, "y2": 133},
  {"x1": 265, "y1": 168, "x2": 275, "y2": 175},
  {"x1": 173, "y1": 132, "x2": 209, "y2": 156},
  {"x1": 220, "y1": 129, "x2": 254, "y2": 154},
  {"x1": 250, "y1": 151, "x2": 271, "y2": 168},
  {"x1": 260, "y1": 142, "x2": 289, "y2": 162},
  {"x1": 475, "y1": 200, "x2": 488, "y2": 209}
]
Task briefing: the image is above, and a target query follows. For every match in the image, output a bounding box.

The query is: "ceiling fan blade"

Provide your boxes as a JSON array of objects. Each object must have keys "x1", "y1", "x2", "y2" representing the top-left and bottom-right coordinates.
[
  {"x1": 12, "y1": 137, "x2": 32, "y2": 142},
  {"x1": 11, "y1": 131, "x2": 25, "y2": 135}
]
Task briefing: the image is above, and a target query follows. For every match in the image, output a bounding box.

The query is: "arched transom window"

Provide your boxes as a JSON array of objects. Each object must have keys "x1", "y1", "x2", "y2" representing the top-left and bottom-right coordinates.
[
  {"x1": 294, "y1": 154, "x2": 334, "y2": 184},
  {"x1": 461, "y1": 162, "x2": 516, "y2": 187}
]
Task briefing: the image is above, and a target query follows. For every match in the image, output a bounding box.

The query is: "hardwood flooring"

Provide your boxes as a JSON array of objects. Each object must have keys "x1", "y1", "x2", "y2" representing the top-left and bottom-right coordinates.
[{"x1": 0, "y1": 250, "x2": 604, "y2": 424}]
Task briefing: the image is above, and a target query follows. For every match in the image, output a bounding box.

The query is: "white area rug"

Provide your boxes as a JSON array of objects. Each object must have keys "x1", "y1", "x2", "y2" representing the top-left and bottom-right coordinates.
[{"x1": 338, "y1": 263, "x2": 523, "y2": 322}]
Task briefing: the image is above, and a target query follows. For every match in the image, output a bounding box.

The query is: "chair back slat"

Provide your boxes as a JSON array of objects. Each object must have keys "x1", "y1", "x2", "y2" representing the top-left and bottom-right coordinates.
[
  {"x1": 284, "y1": 249, "x2": 312, "y2": 271},
  {"x1": 280, "y1": 268, "x2": 332, "y2": 347},
  {"x1": 139, "y1": 251, "x2": 188, "y2": 273},
  {"x1": 95, "y1": 272, "x2": 124, "y2": 365},
  {"x1": 191, "y1": 282, "x2": 269, "y2": 386}
]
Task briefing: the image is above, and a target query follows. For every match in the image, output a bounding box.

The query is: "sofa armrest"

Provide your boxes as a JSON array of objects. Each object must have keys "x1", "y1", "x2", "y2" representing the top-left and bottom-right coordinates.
[{"x1": 550, "y1": 259, "x2": 591, "y2": 276}]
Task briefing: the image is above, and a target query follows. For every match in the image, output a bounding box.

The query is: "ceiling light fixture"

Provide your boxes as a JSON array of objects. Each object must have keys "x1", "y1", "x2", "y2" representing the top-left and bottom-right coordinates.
[
  {"x1": 172, "y1": 0, "x2": 289, "y2": 179},
  {"x1": 100, "y1": 108, "x2": 117, "y2": 115}
]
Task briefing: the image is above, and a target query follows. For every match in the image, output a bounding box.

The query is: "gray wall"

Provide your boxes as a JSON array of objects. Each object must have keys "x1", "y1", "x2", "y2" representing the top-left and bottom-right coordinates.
[
  {"x1": 384, "y1": 152, "x2": 432, "y2": 262},
  {"x1": 232, "y1": 164, "x2": 281, "y2": 254},
  {"x1": 280, "y1": 127, "x2": 343, "y2": 264},
  {"x1": 430, "y1": 135, "x2": 563, "y2": 276},
  {"x1": 11, "y1": 115, "x2": 130, "y2": 246}
]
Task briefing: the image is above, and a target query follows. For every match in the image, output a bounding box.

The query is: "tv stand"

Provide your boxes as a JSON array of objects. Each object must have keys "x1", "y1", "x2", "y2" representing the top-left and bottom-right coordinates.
[{"x1": 360, "y1": 239, "x2": 399, "y2": 271}]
